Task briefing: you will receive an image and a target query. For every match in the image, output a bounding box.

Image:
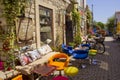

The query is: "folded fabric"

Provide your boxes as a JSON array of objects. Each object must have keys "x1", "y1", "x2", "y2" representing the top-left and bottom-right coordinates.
[
  {"x1": 18, "y1": 54, "x2": 32, "y2": 66},
  {"x1": 28, "y1": 50, "x2": 41, "y2": 61},
  {"x1": 38, "y1": 44, "x2": 52, "y2": 55}
]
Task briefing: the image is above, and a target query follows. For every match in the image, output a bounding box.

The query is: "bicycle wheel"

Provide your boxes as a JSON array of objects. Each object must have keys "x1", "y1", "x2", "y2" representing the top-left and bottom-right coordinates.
[
  {"x1": 81, "y1": 40, "x2": 96, "y2": 49},
  {"x1": 95, "y1": 43, "x2": 105, "y2": 54}
]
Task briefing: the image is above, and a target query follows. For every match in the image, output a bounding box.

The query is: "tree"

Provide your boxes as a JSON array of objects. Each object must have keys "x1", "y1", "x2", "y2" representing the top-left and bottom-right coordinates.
[
  {"x1": 96, "y1": 22, "x2": 105, "y2": 29},
  {"x1": 106, "y1": 15, "x2": 115, "y2": 33}
]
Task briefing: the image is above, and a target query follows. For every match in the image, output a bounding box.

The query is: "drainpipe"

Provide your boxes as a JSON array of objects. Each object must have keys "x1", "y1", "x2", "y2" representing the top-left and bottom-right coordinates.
[{"x1": 34, "y1": 0, "x2": 40, "y2": 48}]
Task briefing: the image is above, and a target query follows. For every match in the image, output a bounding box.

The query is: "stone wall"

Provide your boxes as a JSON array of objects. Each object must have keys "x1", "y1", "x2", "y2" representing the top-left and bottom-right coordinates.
[
  {"x1": 39, "y1": 0, "x2": 69, "y2": 47},
  {"x1": 16, "y1": 0, "x2": 35, "y2": 43},
  {"x1": 0, "y1": 0, "x2": 70, "y2": 48},
  {"x1": 28, "y1": 0, "x2": 70, "y2": 47}
]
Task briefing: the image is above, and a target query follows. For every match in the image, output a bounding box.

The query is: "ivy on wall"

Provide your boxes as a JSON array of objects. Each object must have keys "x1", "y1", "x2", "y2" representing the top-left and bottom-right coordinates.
[
  {"x1": 0, "y1": 0, "x2": 29, "y2": 70},
  {"x1": 0, "y1": 0, "x2": 29, "y2": 48},
  {"x1": 85, "y1": 5, "x2": 92, "y2": 34},
  {"x1": 71, "y1": 5, "x2": 81, "y2": 46}
]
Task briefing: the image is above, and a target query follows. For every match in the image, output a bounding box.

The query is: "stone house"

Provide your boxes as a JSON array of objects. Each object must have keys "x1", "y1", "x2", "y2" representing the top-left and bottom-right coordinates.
[
  {"x1": 78, "y1": 0, "x2": 87, "y2": 36},
  {"x1": 0, "y1": 0, "x2": 71, "y2": 49},
  {"x1": 0, "y1": 0, "x2": 87, "y2": 79},
  {"x1": 0, "y1": 1, "x2": 71, "y2": 79},
  {"x1": 17, "y1": 0, "x2": 72, "y2": 48},
  {"x1": 0, "y1": 0, "x2": 87, "y2": 48}
]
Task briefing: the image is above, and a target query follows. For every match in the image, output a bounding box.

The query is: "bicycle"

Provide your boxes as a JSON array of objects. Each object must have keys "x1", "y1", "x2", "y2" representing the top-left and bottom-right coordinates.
[{"x1": 81, "y1": 36, "x2": 105, "y2": 54}]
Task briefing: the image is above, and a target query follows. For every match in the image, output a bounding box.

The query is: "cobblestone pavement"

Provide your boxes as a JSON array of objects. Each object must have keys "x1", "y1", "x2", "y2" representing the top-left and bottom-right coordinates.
[{"x1": 68, "y1": 37, "x2": 120, "y2": 80}]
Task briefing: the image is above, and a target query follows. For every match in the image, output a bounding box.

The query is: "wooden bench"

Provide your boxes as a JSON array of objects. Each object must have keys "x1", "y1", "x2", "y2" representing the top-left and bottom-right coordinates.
[
  {"x1": 15, "y1": 52, "x2": 60, "y2": 75},
  {"x1": 0, "y1": 70, "x2": 21, "y2": 80}
]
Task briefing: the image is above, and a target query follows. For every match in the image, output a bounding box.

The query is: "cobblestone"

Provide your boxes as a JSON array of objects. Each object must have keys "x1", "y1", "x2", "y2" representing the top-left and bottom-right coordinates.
[{"x1": 68, "y1": 37, "x2": 120, "y2": 80}]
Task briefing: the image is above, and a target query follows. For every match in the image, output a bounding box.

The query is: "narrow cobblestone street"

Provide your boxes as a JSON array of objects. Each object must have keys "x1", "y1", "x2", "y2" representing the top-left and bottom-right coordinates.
[
  {"x1": 70, "y1": 37, "x2": 120, "y2": 80},
  {"x1": 0, "y1": 0, "x2": 120, "y2": 80}
]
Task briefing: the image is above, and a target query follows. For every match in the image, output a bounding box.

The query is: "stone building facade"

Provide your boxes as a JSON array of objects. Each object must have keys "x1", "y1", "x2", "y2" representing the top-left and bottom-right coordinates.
[
  {"x1": 12, "y1": 0, "x2": 70, "y2": 48},
  {"x1": 0, "y1": 0, "x2": 87, "y2": 48}
]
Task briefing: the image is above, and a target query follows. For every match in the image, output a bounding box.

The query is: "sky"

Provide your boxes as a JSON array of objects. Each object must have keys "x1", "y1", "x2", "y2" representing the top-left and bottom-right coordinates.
[{"x1": 86, "y1": 0, "x2": 120, "y2": 23}]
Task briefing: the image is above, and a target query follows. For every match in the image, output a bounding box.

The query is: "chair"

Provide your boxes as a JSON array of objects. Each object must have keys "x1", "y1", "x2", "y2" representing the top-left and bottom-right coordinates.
[
  {"x1": 62, "y1": 44, "x2": 89, "y2": 68},
  {"x1": 48, "y1": 53, "x2": 70, "y2": 75},
  {"x1": 78, "y1": 44, "x2": 98, "y2": 65},
  {"x1": 88, "y1": 49, "x2": 98, "y2": 64},
  {"x1": 12, "y1": 75, "x2": 23, "y2": 80},
  {"x1": 0, "y1": 78, "x2": 2, "y2": 80},
  {"x1": 64, "y1": 66, "x2": 79, "y2": 76},
  {"x1": 52, "y1": 75, "x2": 69, "y2": 80},
  {"x1": 89, "y1": 49, "x2": 97, "y2": 56},
  {"x1": 72, "y1": 49, "x2": 88, "y2": 68},
  {"x1": 72, "y1": 50, "x2": 88, "y2": 59},
  {"x1": 81, "y1": 43, "x2": 91, "y2": 50},
  {"x1": 61, "y1": 44, "x2": 74, "y2": 56},
  {"x1": 81, "y1": 43, "x2": 97, "y2": 64}
]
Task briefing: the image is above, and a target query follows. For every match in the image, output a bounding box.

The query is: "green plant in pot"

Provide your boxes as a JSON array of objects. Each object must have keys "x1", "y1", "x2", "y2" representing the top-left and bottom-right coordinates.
[
  {"x1": 2, "y1": 37, "x2": 16, "y2": 71},
  {"x1": 4, "y1": 52, "x2": 15, "y2": 71}
]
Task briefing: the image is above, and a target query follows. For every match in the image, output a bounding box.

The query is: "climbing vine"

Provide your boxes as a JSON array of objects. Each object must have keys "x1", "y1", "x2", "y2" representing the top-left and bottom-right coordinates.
[
  {"x1": 1, "y1": 0, "x2": 29, "y2": 48},
  {"x1": 72, "y1": 5, "x2": 81, "y2": 46},
  {"x1": 0, "y1": 0, "x2": 29, "y2": 70},
  {"x1": 86, "y1": 5, "x2": 92, "y2": 34}
]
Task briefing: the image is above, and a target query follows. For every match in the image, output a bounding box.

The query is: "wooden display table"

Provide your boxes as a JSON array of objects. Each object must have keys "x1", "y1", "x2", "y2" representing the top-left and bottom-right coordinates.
[{"x1": 33, "y1": 63, "x2": 56, "y2": 79}]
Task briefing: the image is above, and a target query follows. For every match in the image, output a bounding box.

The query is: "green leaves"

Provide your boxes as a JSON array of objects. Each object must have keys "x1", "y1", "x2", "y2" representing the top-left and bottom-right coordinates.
[
  {"x1": 106, "y1": 15, "x2": 115, "y2": 33},
  {"x1": 71, "y1": 7, "x2": 81, "y2": 46},
  {"x1": 72, "y1": 9, "x2": 80, "y2": 27},
  {"x1": 2, "y1": 0, "x2": 26, "y2": 20}
]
